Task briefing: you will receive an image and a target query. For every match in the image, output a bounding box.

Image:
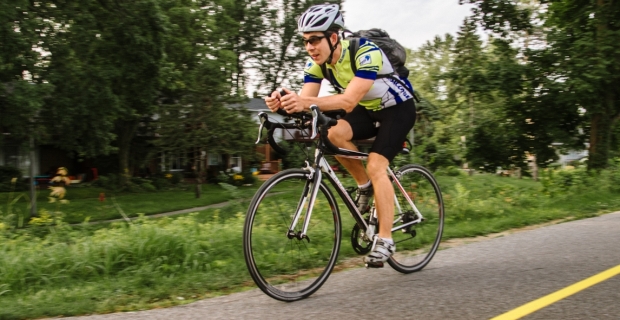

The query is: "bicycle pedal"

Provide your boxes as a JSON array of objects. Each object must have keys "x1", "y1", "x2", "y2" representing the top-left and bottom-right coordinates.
[{"x1": 365, "y1": 261, "x2": 384, "y2": 268}]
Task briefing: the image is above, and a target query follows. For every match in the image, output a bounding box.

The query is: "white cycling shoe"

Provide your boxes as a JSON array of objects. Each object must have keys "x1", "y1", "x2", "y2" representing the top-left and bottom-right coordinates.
[{"x1": 364, "y1": 237, "x2": 395, "y2": 268}]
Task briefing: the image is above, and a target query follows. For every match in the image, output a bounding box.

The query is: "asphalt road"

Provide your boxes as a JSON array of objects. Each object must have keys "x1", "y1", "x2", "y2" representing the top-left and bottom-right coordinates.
[{"x1": 70, "y1": 211, "x2": 620, "y2": 320}]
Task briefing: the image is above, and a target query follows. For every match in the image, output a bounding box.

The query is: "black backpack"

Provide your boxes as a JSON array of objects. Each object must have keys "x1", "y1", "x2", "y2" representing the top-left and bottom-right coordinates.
[{"x1": 319, "y1": 28, "x2": 418, "y2": 101}]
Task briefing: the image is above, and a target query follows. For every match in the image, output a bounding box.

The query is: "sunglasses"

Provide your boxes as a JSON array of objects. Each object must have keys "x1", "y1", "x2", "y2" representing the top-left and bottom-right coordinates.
[{"x1": 302, "y1": 36, "x2": 325, "y2": 46}]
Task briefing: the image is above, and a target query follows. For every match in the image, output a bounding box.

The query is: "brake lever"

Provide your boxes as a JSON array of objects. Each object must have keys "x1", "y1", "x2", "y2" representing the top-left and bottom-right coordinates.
[
  {"x1": 310, "y1": 105, "x2": 319, "y2": 139},
  {"x1": 255, "y1": 112, "x2": 269, "y2": 144}
]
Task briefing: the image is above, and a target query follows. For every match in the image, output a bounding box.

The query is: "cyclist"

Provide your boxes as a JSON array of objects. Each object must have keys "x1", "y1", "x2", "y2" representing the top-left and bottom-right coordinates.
[{"x1": 264, "y1": 4, "x2": 416, "y2": 266}]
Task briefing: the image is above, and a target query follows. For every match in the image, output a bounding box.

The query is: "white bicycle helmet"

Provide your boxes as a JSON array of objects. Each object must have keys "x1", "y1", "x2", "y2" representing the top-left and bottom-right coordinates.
[{"x1": 297, "y1": 4, "x2": 345, "y2": 33}]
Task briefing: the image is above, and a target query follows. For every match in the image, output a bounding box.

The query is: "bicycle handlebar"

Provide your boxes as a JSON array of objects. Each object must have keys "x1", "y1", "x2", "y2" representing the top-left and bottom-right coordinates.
[{"x1": 256, "y1": 91, "x2": 340, "y2": 155}]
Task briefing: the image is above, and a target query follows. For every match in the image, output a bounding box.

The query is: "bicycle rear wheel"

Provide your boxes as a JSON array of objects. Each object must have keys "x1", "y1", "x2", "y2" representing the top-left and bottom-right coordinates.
[
  {"x1": 388, "y1": 164, "x2": 444, "y2": 273},
  {"x1": 243, "y1": 169, "x2": 341, "y2": 301}
]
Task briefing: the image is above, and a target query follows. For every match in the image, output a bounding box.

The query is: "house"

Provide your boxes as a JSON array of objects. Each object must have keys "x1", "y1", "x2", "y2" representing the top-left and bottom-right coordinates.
[
  {"x1": 228, "y1": 98, "x2": 287, "y2": 174},
  {"x1": 0, "y1": 136, "x2": 96, "y2": 183},
  {"x1": 1, "y1": 97, "x2": 350, "y2": 182},
  {"x1": 551, "y1": 143, "x2": 589, "y2": 167}
]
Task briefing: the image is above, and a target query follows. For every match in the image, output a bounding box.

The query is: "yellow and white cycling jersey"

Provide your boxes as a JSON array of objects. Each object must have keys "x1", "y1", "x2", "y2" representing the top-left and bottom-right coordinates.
[{"x1": 304, "y1": 39, "x2": 413, "y2": 111}]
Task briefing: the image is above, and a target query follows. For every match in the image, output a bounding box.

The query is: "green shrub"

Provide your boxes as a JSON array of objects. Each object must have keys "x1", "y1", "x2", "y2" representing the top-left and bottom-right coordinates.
[
  {"x1": 151, "y1": 177, "x2": 171, "y2": 190},
  {"x1": 602, "y1": 160, "x2": 620, "y2": 193},
  {"x1": 0, "y1": 166, "x2": 27, "y2": 192},
  {"x1": 141, "y1": 182, "x2": 156, "y2": 192},
  {"x1": 435, "y1": 166, "x2": 464, "y2": 177},
  {"x1": 242, "y1": 170, "x2": 257, "y2": 185},
  {"x1": 541, "y1": 167, "x2": 596, "y2": 197},
  {"x1": 92, "y1": 174, "x2": 121, "y2": 191},
  {"x1": 170, "y1": 172, "x2": 183, "y2": 185}
]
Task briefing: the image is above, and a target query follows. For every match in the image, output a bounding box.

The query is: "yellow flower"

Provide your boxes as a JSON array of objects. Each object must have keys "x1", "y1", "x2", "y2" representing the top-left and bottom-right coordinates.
[
  {"x1": 233, "y1": 174, "x2": 243, "y2": 180},
  {"x1": 165, "y1": 173, "x2": 173, "y2": 179},
  {"x1": 11, "y1": 177, "x2": 17, "y2": 184}
]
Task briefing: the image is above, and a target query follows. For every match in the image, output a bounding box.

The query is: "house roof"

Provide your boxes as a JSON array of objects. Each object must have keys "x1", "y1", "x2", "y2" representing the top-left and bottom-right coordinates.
[{"x1": 229, "y1": 98, "x2": 269, "y2": 112}]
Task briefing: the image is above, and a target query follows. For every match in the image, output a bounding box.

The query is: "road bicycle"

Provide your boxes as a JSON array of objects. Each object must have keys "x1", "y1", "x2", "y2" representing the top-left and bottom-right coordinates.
[{"x1": 243, "y1": 105, "x2": 444, "y2": 302}]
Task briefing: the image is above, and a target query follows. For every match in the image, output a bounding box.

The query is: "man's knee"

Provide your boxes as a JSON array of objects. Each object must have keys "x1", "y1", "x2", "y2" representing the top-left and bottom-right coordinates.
[
  {"x1": 366, "y1": 153, "x2": 389, "y2": 180},
  {"x1": 327, "y1": 121, "x2": 352, "y2": 146}
]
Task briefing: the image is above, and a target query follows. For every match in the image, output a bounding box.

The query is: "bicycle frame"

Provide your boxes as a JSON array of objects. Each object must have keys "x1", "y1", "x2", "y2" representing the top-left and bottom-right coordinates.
[{"x1": 286, "y1": 121, "x2": 424, "y2": 243}]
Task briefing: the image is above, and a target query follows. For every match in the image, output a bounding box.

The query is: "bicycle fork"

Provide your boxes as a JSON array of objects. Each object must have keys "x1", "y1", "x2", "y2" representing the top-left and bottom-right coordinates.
[{"x1": 287, "y1": 164, "x2": 322, "y2": 242}]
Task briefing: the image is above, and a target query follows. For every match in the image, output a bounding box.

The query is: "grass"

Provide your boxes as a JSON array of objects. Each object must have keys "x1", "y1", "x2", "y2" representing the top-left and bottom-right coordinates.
[
  {"x1": 1, "y1": 168, "x2": 619, "y2": 319},
  {"x1": 0, "y1": 183, "x2": 257, "y2": 224}
]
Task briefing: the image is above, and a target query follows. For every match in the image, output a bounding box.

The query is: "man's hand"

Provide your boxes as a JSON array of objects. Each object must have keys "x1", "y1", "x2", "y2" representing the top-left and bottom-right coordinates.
[
  {"x1": 264, "y1": 90, "x2": 283, "y2": 113},
  {"x1": 280, "y1": 88, "x2": 305, "y2": 113}
]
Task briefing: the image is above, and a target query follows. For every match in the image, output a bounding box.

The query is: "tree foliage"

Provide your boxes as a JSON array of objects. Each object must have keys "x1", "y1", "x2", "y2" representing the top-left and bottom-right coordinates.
[
  {"x1": 2, "y1": 0, "x2": 328, "y2": 184},
  {"x1": 248, "y1": 0, "x2": 343, "y2": 95},
  {"x1": 461, "y1": 0, "x2": 620, "y2": 170}
]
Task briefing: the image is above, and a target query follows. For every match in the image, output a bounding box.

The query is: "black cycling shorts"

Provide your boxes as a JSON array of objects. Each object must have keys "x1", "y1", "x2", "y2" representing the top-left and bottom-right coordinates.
[{"x1": 343, "y1": 99, "x2": 416, "y2": 162}]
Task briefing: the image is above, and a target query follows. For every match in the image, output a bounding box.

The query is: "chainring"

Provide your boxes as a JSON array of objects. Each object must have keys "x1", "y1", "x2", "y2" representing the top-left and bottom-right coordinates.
[{"x1": 350, "y1": 219, "x2": 372, "y2": 255}]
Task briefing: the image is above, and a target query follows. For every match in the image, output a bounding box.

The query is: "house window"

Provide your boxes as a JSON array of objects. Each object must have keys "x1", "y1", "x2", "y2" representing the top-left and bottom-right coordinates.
[
  {"x1": 208, "y1": 153, "x2": 221, "y2": 166},
  {"x1": 229, "y1": 156, "x2": 242, "y2": 173},
  {"x1": 2, "y1": 145, "x2": 30, "y2": 177},
  {"x1": 161, "y1": 152, "x2": 187, "y2": 172}
]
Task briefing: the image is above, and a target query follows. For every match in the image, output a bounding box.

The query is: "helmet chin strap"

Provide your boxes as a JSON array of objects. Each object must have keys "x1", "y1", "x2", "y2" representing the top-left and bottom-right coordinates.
[{"x1": 321, "y1": 32, "x2": 339, "y2": 66}]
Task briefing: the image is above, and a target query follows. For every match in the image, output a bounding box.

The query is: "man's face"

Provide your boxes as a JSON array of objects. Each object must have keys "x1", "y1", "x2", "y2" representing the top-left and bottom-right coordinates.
[{"x1": 302, "y1": 32, "x2": 332, "y2": 63}]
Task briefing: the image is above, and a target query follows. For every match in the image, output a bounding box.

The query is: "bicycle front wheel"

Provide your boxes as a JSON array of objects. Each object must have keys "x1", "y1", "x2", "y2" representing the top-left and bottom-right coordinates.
[
  {"x1": 243, "y1": 169, "x2": 341, "y2": 302},
  {"x1": 388, "y1": 164, "x2": 444, "y2": 273}
]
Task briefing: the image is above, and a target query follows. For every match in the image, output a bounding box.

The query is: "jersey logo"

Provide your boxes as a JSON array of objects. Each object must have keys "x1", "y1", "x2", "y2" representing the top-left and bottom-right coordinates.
[
  {"x1": 359, "y1": 54, "x2": 372, "y2": 66},
  {"x1": 306, "y1": 61, "x2": 313, "y2": 68},
  {"x1": 339, "y1": 48, "x2": 347, "y2": 63}
]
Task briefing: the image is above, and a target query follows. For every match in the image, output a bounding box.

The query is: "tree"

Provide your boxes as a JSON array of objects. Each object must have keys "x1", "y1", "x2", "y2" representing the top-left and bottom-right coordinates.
[
  {"x1": 249, "y1": 0, "x2": 343, "y2": 95},
  {"x1": 48, "y1": 0, "x2": 166, "y2": 184},
  {"x1": 154, "y1": 0, "x2": 265, "y2": 197},
  {"x1": 462, "y1": 0, "x2": 620, "y2": 169},
  {"x1": 450, "y1": 18, "x2": 488, "y2": 129},
  {"x1": 0, "y1": 1, "x2": 52, "y2": 145},
  {"x1": 406, "y1": 35, "x2": 457, "y2": 168}
]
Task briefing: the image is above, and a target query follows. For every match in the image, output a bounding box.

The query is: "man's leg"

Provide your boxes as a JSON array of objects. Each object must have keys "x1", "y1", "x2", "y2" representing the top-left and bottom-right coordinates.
[
  {"x1": 328, "y1": 119, "x2": 369, "y2": 185},
  {"x1": 366, "y1": 152, "x2": 393, "y2": 238},
  {"x1": 362, "y1": 152, "x2": 396, "y2": 265}
]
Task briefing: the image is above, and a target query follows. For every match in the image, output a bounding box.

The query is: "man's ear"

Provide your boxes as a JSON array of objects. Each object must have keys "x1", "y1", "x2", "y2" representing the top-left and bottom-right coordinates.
[{"x1": 329, "y1": 32, "x2": 339, "y2": 46}]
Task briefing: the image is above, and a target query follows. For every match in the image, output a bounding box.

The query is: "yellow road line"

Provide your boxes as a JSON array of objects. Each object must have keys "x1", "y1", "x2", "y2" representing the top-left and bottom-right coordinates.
[{"x1": 491, "y1": 264, "x2": 620, "y2": 320}]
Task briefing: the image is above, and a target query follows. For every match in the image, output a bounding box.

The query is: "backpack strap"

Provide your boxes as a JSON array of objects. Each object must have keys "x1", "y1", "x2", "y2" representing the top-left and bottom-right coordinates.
[
  {"x1": 319, "y1": 63, "x2": 342, "y2": 94},
  {"x1": 349, "y1": 38, "x2": 360, "y2": 75}
]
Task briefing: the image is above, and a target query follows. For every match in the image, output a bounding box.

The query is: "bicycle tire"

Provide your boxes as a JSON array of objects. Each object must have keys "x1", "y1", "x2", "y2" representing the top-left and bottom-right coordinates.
[
  {"x1": 243, "y1": 169, "x2": 342, "y2": 301},
  {"x1": 387, "y1": 164, "x2": 444, "y2": 273}
]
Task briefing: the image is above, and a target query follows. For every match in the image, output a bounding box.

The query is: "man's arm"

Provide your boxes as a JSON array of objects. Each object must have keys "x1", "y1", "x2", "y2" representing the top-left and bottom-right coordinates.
[
  {"x1": 299, "y1": 82, "x2": 321, "y2": 97},
  {"x1": 265, "y1": 82, "x2": 321, "y2": 113},
  {"x1": 281, "y1": 77, "x2": 373, "y2": 113}
]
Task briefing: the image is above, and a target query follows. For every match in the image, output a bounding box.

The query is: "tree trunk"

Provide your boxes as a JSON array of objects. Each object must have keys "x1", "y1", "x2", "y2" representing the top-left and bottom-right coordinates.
[
  {"x1": 588, "y1": 0, "x2": 615, "y2": 170},
  {"x1": 194, "y1": 181, "x2": 202, "y2": 198},
  {"x1": 469, "y1": 93, "x2": 474, "y2": 128},
  {"x1": 588, "y1": 97, "x2": 613, "y2": 169},
  {"x1": 116, "y1": 120, "x2": 140, "y2": 185},
  {"x1": 193, "y1": 147, "x2": 203, "y2": 199},
  {"x1": 29, "y1": 136, "x2": 37, "y2": 219}
]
